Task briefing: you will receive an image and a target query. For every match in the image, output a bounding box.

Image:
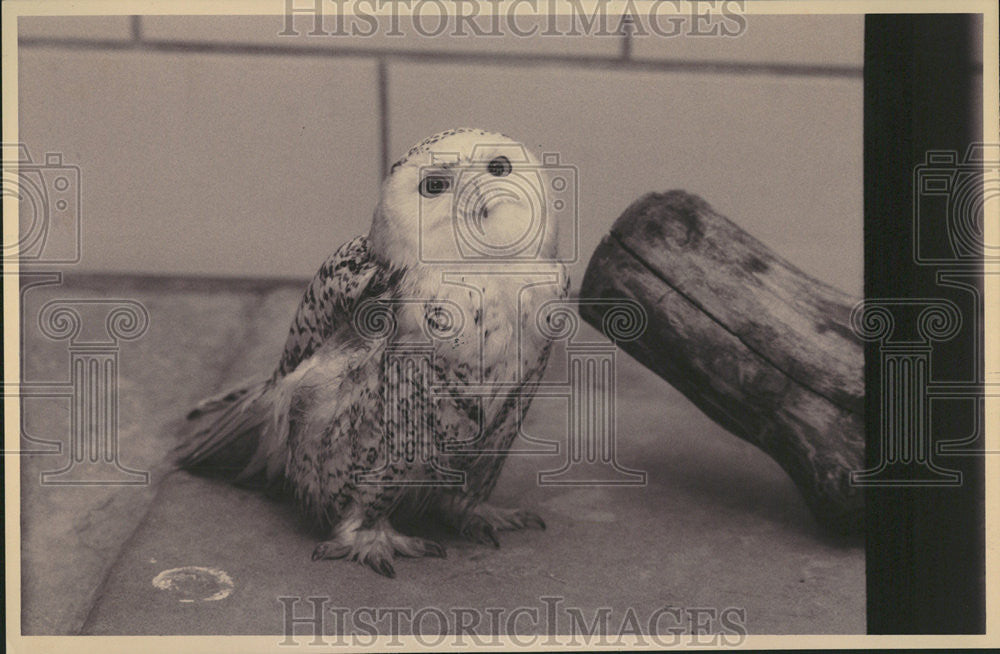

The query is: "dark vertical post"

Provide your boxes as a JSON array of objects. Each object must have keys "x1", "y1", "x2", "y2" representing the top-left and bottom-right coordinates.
[
  {"x1": 376, "y1": 58, "x2": 390, "y2": 182},
  {"x1": 864, "y1": 14, "x2": 984, "y2": 633},
  {"x1": 129, "y1": 15, "x2": 142, "y2": 42}
]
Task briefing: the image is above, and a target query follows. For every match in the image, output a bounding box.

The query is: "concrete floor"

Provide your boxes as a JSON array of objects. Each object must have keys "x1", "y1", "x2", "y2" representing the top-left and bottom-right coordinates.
[{"x1": 18, "y1": 273, "x2": 864, "y2": 636}]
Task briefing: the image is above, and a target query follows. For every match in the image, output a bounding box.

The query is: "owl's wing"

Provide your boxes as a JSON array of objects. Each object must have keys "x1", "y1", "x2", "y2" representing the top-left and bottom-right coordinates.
[
  {"x1": 178, "y1": 235, "x2": 401, "y2": 477},
  {"x1": 274, "y1": 234, "x2": 402, "y2": 379}
]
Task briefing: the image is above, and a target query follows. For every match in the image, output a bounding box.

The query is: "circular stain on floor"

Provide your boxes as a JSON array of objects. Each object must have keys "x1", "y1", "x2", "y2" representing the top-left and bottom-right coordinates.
[{"x1": 152, "y1": 566, "x2": 234, "y2": 602}]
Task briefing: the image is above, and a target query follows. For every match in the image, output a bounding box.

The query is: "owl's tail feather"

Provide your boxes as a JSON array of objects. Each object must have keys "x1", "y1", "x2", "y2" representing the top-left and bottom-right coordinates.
[
  {"x1": 176, "y1": 379, "x2": 274, "y2": 482},
  {"x1": 185, "y1": 383, "x2": 258, "y2": 420}
]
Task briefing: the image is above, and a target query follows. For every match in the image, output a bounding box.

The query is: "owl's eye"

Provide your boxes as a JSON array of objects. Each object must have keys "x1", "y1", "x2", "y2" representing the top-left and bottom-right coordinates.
[
  {"x1": 487, "y1": 156, "x2": 512, "y2": 177},
  {"x1": 419, "y1": 175, "x2": 452, "y2": 197}
]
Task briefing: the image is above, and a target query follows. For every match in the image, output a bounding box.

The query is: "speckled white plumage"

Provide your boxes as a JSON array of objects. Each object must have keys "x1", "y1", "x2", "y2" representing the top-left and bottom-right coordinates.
[{"x1": 180, "y1": 129, "x2": 567, "y2": 577}]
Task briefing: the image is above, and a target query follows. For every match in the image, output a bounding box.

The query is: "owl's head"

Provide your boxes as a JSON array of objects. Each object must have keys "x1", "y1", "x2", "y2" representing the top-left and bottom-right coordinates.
[{"x1": 369, "y1": 128, "x2": 561, "y2": 268}]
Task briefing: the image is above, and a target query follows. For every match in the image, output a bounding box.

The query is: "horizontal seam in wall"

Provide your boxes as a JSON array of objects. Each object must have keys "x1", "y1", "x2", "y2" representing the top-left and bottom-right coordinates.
[{"x1": 17, "y1": 37, "x2": 866, "y2": 79}]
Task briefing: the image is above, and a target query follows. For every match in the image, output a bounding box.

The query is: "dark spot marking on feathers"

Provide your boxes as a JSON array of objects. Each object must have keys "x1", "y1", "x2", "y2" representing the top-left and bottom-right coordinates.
[{"x1": 388, "y1": 128, "x2": 502, "y2": 176}]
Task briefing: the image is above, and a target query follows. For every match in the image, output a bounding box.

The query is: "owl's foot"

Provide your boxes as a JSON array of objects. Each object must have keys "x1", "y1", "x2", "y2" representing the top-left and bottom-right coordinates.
[
  {"x1": 458, "y1": 504, "x2": 546, "y2": 548},
  {"x1": 311, "y1": 519, "x2": 446, "y2": 578}
]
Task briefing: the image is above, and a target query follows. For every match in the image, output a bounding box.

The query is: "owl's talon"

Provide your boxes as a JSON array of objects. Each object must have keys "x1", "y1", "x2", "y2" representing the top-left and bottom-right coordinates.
[
  {"x1": 313, "y1": 517, "x2": 447, "y2": 576},
  {"x1": 369, "y1": 556, "x2": 396, "y2": 579},
  {"x1": 312, "y1": 541, "x2": 351, "y2": 561},
  {"x1": 424, "y1": 540, "x2": 448, "y2": 558},
  {"x1": 458, "y1": 504, "x2": 547, "y2": 535},
  {"x1": 521, "y1": 512, "x2": 546, "y2": 531},
  {"x1": 462, "y1": 517, "x2": 501, "y2": 548},
  {"x1": 479, "y1": 523, "x2": 500, "y2": 548},
  {"x1": 396, "y1": 537, "x2": 447, "y2": 559}
]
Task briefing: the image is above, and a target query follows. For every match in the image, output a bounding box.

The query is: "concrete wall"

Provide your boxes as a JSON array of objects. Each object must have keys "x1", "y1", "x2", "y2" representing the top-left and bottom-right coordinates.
[{"x1": 17, "y1": 13, "x2": 863, "y2": 295}]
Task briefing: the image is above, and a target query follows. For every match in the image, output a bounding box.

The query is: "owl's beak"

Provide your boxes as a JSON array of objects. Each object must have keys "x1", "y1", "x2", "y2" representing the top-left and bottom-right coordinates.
[
  {"x1": 480, "y1": 185, "x2": 522, "y2": 214},
  {"x1": 470, "y1": 186, "x2": 520, "y2": 235}
]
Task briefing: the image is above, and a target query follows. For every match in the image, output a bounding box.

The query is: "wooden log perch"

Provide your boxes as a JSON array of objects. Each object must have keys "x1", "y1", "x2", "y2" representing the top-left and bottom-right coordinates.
[{"x1": 580, "y1": 190, "x2": 864, "y2": 533}]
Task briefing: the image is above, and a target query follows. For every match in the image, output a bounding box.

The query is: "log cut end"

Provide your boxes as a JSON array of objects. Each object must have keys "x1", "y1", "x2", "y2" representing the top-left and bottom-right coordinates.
[{"x1": 581, "y1": 190, "x2": 864, "y2": 534}]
